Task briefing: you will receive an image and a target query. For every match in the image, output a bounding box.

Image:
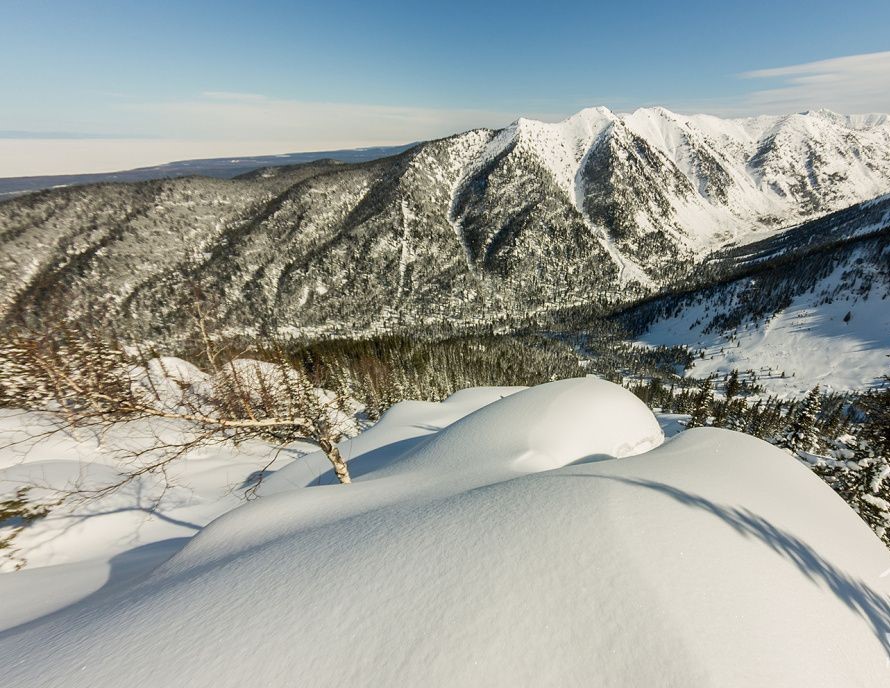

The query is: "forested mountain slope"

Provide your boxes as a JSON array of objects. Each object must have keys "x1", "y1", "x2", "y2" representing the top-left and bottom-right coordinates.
[{"x1": 1, "y1": 107, "x2": 889, "y2": 339}]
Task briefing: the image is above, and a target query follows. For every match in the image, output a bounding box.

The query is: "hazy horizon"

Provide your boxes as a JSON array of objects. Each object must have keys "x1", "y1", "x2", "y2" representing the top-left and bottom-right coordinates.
[{"x1": 2, "y1": 0, "x2": 889, "y2": 176}]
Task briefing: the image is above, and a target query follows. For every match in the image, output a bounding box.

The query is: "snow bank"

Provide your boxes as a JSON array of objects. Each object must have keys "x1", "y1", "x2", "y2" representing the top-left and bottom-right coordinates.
[
  {"x1": 0, "y1": 385, "x2": 517, "y2": 615},
  {"x1": 1, "y1": 378, "x2": 890, "y2": 686}
]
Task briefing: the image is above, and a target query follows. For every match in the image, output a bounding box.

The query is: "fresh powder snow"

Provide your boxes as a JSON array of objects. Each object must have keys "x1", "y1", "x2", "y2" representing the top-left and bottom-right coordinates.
[{"x1": 1, "y1": 377, "x2": 889, "y2": 686}]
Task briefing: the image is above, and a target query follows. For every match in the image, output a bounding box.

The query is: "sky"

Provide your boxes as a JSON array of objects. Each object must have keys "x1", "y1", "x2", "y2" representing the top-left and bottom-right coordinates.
[{"x1": 1, "y1": 0, "x2": 889, "y2": 176}]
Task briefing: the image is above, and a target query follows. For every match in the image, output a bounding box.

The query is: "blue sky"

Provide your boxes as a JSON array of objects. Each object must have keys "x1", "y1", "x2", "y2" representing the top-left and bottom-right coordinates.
[{"x1": 1, "y1": 0, "x2": 889, "y2": 173}]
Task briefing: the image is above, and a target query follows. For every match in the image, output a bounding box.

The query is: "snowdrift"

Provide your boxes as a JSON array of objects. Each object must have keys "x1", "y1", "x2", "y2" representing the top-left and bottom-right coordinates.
[{"x1": 1, "y1": 378, "x2": 890, "y2": 687}]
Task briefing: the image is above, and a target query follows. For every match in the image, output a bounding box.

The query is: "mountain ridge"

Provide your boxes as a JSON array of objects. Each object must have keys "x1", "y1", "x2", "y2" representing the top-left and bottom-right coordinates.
[{"x1": 1, "y1": 106, "x2": 889, "y2": 339}]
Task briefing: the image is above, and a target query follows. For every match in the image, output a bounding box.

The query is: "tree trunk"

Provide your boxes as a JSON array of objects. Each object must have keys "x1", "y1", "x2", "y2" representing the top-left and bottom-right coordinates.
[{"x1": 319, "y1": 438, "x2": 351, "y2": 484}]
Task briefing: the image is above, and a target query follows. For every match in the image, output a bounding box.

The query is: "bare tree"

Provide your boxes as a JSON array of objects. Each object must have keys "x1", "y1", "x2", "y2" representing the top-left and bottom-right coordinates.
[{"x1": 0, "y1": 323, "x2": 359, "y2": 500}]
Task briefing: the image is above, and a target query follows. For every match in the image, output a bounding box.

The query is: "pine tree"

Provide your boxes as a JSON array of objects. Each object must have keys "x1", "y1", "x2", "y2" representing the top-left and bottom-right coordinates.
[
  {"x1": 785, "y1": 385, "x2": 821, "y2": 454},
  {"x1": 724, "y1": 399, "x2": 747, "y2": 432},
  {"x1": 687, "y1": 385, "x2": 713, "y2": 429},
  {"x1": 724, "y1": 369, "x2": 740, "y2": 399}
]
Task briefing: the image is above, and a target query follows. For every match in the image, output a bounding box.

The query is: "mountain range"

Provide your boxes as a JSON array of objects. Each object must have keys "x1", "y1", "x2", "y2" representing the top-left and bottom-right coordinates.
[{"x1": 1, "y1": 106, "x2": 889, "y2": 347}]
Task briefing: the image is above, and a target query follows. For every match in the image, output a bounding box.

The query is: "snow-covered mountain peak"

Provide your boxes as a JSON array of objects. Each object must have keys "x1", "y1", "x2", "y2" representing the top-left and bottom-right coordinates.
[
  {"x1": 564, "y1": 105, "x2": 618, "y2": 125},
  {"x1": 496, "y1": 103, "x2": 890, "y2": 254},
  {"x1": 513, "y1": 106, "x2": 616, "y2": 142},
  {"x1": 794, "y1": 108, "x2": 889, "y2": 131},
  {"x1": 625, "y1": 105, "x2": 687, "y2": 122},
  {"x1": 801, "y1": 107, "x2": 846, "y2": 122},
  {"x1": 510, "y1": 108, "x2": 617, "y2": 199}
]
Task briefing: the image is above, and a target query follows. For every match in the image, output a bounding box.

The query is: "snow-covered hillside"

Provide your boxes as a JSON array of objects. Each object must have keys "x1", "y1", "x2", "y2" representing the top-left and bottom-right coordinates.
[
  {"x1": 2, "y1": 379, "x2": 889, "y2": 686},
  {"x1": 641, "y1": 271, "x2": 890, "y2": 395},
  {"x1": 2, "y1": 106, "x2": 888, "y2": 336},
  {"x1": 634, "y1": 231, "x2": 890, "y2": 395}
]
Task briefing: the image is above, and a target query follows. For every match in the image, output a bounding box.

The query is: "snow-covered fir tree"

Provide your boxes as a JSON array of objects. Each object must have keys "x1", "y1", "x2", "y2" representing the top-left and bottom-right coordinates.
[{"x1": 784, "y1": 385, "x2": 821, "y2": 455}]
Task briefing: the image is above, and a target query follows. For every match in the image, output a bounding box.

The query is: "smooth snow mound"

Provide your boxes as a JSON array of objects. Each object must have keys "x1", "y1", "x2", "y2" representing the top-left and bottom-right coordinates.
[{"x1": 1, "y1": 378, "x2": 889, "y2": 687}]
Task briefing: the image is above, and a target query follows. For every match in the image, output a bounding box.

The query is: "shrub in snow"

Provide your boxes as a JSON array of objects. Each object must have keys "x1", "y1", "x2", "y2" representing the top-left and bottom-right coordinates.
[{"x1": 0, "y1": 327, "x2": 362, "y2": 492}]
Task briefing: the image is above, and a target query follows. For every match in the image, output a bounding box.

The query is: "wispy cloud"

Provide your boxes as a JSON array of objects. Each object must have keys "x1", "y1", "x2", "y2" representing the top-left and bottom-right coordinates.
[
  {"x1": 738, "y1": 50, "x2": 890, "y2": 115},
  {"x1": 662, "y1": 51, "x2": 890, "y2": 118}
]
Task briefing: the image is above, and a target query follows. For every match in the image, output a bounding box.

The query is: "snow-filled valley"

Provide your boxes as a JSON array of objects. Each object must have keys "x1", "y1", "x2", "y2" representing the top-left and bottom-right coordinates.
[{"x1": 2, "y1": 378, "x2": 890, "y2": 686}]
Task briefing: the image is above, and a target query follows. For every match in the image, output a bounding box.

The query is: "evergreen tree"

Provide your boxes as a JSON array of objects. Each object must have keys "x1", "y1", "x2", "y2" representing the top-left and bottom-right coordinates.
[
  {"x1": 859, "y1": 378, "x2": 890, "y2": 458},
  {"x1": 687, "y1": 385, "x2": 713, "y2": 429},
  {"x1": 785, "y1": 385, "x2": 821, "y2": 454},
  {"x1": 724, "y1": 369, "x2": 740, "y2": 399}
]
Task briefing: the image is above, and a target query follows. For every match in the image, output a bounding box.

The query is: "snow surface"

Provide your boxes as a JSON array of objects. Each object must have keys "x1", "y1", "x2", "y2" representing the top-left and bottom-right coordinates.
[
  {"x1": 639, "y1": 258, "x2": 890, "y2": 396},
  {"x1": 2, "y1": 378, "x2": 890, "y2": 686},
  {"x1": 0, "y1": 386, "x2": 519, "y2": 617}
]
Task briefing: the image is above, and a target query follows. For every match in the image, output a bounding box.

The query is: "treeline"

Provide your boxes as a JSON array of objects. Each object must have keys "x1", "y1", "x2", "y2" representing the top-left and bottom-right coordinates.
[{"x1": 179, "y1": 332, "x2": 585, "y2": 421}]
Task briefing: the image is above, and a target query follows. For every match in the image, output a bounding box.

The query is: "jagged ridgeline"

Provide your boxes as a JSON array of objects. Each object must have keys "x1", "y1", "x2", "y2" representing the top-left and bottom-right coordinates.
[{"x1": 1, "y1": 107, "x2": 889, "y2": 339}]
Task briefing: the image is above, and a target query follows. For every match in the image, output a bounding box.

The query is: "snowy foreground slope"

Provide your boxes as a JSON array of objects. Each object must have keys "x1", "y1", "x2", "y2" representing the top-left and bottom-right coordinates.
[{"x1": 2, "y1": 379, "x2": 890, "y2": 686}]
